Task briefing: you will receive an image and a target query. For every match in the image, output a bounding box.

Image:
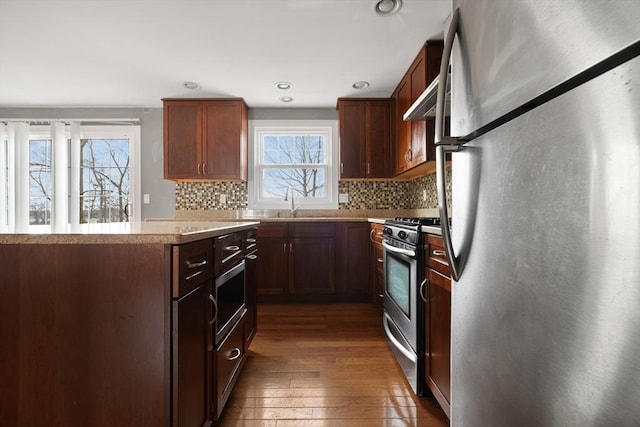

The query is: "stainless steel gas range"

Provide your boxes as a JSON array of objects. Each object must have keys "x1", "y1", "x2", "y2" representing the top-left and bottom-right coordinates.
[{"x1": 382, "y1": 217, "x2": 442, "y2": 395}]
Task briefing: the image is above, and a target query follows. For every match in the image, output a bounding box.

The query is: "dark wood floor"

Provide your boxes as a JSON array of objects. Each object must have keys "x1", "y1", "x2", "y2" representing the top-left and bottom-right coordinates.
[{"x1": 217, "y1": 303, "x2": 449, "y2": 426}]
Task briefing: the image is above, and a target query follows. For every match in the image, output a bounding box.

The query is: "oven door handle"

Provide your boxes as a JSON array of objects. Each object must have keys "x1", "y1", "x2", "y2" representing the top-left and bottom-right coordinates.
[
  {"x1": 383, "y1": 312, "x2": 417, "y2": 363},
  {"x1": 382, "y1": 241, "x2": 416, "y2": 258}
]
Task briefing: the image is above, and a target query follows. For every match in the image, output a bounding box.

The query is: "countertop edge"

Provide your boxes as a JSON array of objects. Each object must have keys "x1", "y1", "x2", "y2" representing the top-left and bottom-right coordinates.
[{"x1": 0, "y1": 221, "x2": 260, "y2": 245}]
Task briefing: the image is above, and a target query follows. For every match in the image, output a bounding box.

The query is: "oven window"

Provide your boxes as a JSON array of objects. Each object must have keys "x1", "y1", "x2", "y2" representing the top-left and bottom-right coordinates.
[{"x1": 386, "y1": 255, "x2": 410, "y2": 317}]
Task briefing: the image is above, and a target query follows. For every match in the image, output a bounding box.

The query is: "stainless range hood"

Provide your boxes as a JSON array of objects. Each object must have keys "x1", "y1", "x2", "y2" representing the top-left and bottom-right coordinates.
[{"x1": 403, "y1": 73, "x2": 450, "y2": 121}]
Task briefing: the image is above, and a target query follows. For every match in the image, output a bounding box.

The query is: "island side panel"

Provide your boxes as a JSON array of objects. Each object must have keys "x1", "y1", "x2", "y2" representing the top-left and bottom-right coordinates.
[{"x1": 0, "y1": 243, "x2": 171, "y2": 427}]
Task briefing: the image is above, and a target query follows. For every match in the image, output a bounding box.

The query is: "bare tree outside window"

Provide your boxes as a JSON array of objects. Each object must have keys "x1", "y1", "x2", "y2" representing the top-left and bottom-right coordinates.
[
  {"x1": 262, "y1": 134, "x2": 326, "y2": 199},
  {"x1": 28, "y1": 137, "x2": 130, "y2": 224},
  {"x1": 81, "y1": 138, "x2": 130, "y2": 223},
  {"x1": 29, "y1": 139, "x2": 52, "y2": 225}
]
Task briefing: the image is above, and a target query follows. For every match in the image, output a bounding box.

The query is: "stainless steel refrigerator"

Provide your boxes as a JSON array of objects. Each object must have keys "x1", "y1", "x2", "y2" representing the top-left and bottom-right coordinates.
[{"x1": 434, "y1": 1, "x2": 640, "y2": 425}]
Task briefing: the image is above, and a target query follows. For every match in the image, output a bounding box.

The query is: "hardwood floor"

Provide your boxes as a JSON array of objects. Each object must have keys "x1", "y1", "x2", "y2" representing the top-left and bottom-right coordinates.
[{"x1": 217, "y1": 303, "x2": 449, "y2": 426}]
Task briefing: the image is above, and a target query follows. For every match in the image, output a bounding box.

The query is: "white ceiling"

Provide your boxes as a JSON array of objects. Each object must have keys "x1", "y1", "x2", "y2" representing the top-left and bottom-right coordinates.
[{"x1": 0, "y1": 0, "x2": 450, "y2": 109}]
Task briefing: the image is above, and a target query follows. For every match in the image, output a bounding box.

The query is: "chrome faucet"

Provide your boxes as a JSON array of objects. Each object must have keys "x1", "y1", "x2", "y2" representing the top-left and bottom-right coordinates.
[{"x1": 284, "y1": 186, "x2": 299, "y2": 218}]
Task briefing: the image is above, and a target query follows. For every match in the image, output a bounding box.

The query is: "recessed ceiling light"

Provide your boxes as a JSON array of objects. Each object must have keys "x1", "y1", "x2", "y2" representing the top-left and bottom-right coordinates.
[
  {"x1": 280, "y1": 96, "x2": 293, "y2": 103},
  {"x1": 183, "y1": 81, "x2": 200, "y2": 90},
  {"x1": 374, "y1": 0, "x2": 402, "y2": 15},
  {"x1": 275, "y1": 81, "x2": 292, "y2": 90},
  {"x1": 352, "y1": 81, "x2": 370, "y2": 89}
]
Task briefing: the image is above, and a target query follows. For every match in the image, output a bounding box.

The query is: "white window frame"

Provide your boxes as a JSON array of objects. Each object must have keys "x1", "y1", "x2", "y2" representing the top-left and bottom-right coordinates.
[
  {"x1": 80, "y1": 126, "x2": 141, "y2": 223},
  {"x1": 0, "y1": 122, "x2": 140, "y2": 232},
  {"x1": 248, "y1": 120, "x2": 339, "y2": 210}
]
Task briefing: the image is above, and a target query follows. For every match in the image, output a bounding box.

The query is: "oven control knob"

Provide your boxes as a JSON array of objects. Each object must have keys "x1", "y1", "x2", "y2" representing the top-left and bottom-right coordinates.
[
  {"x1": 398, "y1": 230, "x2": 407, "y2": 239},
  {"x1": 383, "y1": 227, "x2": 392, "y2": 236}
]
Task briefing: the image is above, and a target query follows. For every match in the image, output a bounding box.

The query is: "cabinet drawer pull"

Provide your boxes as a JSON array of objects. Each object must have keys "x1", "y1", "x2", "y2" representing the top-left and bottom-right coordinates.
[
  {"x1": 224, "y1": 245, "x2": 240, "y2": 252},
  {"x1": 246, "y1": 254, "x2": 257, "y2": 260},
  {"x1": 197, "y1": 163, "x2": 202, "y2": 175},
  {"x1": 186, "y1": 259, "x2": 207, "y2": 269},
  {"x1": 432, "y1": 250, "x2": 446, "y2": 257},
  {"x1": 377, "y1": 258, "x2": 383, "y2": 263},
  {"x1": 202, "y1": 163, "x2": 207, "y2": 175},
  {"x1": 185, "y1": 270, "x2": 204, "y2": 281},
  {"x1": 246, "y1": 238, "x2": 257, "y2": 244},
  {"x1": 226, "y1": 347, "x2": 242, "y2": 361}
]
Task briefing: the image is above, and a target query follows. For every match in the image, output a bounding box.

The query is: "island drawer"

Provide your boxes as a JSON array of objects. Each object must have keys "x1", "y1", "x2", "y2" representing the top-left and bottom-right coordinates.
[{"x1": 173, "y1": 238, "x2": 214, "y2": 298}]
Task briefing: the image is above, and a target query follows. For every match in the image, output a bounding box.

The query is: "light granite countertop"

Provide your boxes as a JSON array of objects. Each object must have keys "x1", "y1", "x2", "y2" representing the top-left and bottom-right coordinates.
[{"x1": 0, "y1": 221, "x2": 259, "y2": 244}]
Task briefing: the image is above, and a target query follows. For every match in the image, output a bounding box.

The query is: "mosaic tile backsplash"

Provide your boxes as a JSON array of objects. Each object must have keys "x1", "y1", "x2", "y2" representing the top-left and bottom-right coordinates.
[{"x1": 175, "y1": 172, "x2": 452, "y2": 211}]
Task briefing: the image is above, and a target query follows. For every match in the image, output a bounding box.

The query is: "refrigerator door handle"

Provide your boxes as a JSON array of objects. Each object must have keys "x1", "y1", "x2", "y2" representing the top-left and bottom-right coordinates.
[{"x1": 435, "y1": 7, "x2": 464, "y2": 281}]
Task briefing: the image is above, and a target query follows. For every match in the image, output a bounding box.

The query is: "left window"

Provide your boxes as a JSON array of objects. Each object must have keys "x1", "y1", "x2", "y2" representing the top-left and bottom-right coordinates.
[{"x1": 0, "y1": 122, "x2": 140, "y2": 231}]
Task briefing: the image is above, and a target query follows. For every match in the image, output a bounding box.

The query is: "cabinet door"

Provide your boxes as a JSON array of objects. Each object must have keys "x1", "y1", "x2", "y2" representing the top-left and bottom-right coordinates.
[
  {"x1": 164, "y1": 101, "x2": 202, "y2": 179},
  {"x1": 366, "y1": 100, "x2": 390, "y2": 178},
  {"x1": 408, "y1": 51, "x2": 427, "y2": 169},
  {"x1": 338, "y1": 100, "x2": 366, "y2": 178},
  {"x1": 335, "y1": 222, "x2": 370, "y2": 300},
  {"x1": 244, "y1": 249, "x2": 258, "y2": 345},
  {"x1": 394, "y1": 77, "x2": 411, "y2": 175},
  {"x1": 172, "y1": 281, "x2": 213, "y2": 427},
  {"x1": 289, "y1": 237, "x2": 335, "y2": 294},
  {"x1": 424, "y1": 268, "x2": 451, "y2": 418},
  {"x1": 370, "y1": 223, "x2": 385, "y2": 314},
  {"x1": 203, "y1": 100, "x2": 247, "y2": 180},
  {"x1": 256, "y1": 237, "x2": 288, "y2": 296}
]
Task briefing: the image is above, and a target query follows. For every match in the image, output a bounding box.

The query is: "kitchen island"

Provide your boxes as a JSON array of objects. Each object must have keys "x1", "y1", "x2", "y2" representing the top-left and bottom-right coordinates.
[{"x1": 0, "y1": 221, "x2": 258, "y2": 427}]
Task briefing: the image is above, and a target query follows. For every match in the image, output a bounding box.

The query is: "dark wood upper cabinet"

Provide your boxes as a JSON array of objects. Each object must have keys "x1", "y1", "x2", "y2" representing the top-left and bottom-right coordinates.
[
  {"x1": 163, "y1": 98, "x2": 248, "y2": 181},
  {"x1": 391, "y1": 41, "x2": 443, "y2": 178},
  {"x1": 338, "y1": 98, "x2": 390, "y2": 179}
]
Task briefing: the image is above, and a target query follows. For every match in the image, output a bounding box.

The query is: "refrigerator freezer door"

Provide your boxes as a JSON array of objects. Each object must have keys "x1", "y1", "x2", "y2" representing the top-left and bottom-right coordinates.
[
  {"x1": 450, "y1": 52, "x2": 640, "y2": 426},
  {"x1": 450, "y1": 0, "x2": 640, "y2": 137}
]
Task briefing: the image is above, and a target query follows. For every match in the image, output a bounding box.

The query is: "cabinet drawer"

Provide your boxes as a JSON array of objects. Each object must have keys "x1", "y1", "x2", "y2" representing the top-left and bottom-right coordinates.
[
  {"x1": 243, "y1": 227, "x2": 258, "y2": 252},
  {"x1": 425, "y1": 234, "x2": 451, "y2": 277},
  {"x1": 289, "y1": 222, "x2": 335, "y2": 237},
  {"x1": 214, "y1": 316, "x2": 245, "y2": 419},
  {"x1": 173, "y1": 239, "x2": 214, "y2": 298},
  {"x1": 215, "y1": 232, "x2": 244, "y2": 275},
  {"x1": 257, "y1": 223, "x2": 287, "y2": 238},
  {"x1": 370, "y1": 223, "x2": 384, "y2": 244}
]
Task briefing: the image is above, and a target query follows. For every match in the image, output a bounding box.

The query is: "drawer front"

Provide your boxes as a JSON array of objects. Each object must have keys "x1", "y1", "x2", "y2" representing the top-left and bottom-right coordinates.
[
  {"x1": 370, "y1": 223, "x2": 384, "y2": 244},
  {"x1": 425, "y1": 234, "x2": 451, "y2": 277},
  {"x1": 257, "y1": 223, "x2": 287, "y2": 238},
  {"x1": 243, "y1": 227, "x2": 258, "y2": 252},
  {"x1": 173, "y1": 239, "x2": 214, "y2": 298},
  {"x1": 215, "y1": 232, "x2": 244, "y2": 275},
  {"x1": 289, "y1": 222, "x2": 335, "y2": 238},
  {"x1": 214, "y1": 317, "x2": 245, "y2": 419}
]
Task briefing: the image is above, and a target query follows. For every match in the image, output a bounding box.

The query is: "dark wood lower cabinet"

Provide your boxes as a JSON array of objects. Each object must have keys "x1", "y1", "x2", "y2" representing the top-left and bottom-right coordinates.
[
  {"x1": 257, "y1": 221, "x2": 372, "y2": 303},
  {"x1": 423, "y1": 233, "x2": 452, "y2": 418},
  {"x1": 369, "y1": 223, "x2": 385, "y2": 314},
  {"x1": 0, "y1": 229, "x2": 256, "y2": 427},
  {"x1": 0, "y1": 244, "x2": 171, "y2": 427},
  {"x1": 173, "y1": 282, "x2": 214, "y2": 427}
]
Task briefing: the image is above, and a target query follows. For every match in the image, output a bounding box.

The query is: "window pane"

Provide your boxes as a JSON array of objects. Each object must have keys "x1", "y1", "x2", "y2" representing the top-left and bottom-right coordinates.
[
  {"x1": 262, "y1": 168, "x2": 326, "y2": 198},
  {"x1": 29, "y1": 139, "x2": 52, "y2": 225},
  {"x1": 261, "y1": 134, "x2": 326, "y2": 165},
  {"x1": 80, "y1": 138, "x2": 130, "y2": 223}
]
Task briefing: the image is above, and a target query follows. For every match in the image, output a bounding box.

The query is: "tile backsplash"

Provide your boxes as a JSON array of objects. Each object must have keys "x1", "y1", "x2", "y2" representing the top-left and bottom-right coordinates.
[{"x1": 175, "y1": 171, "x2": 451, "y2": 211}]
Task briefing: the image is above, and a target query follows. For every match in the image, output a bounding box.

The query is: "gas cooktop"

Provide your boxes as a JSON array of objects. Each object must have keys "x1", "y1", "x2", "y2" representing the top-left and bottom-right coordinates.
[{"x1": 385, "y1": 217, "x2": 444, "y2": 226}]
